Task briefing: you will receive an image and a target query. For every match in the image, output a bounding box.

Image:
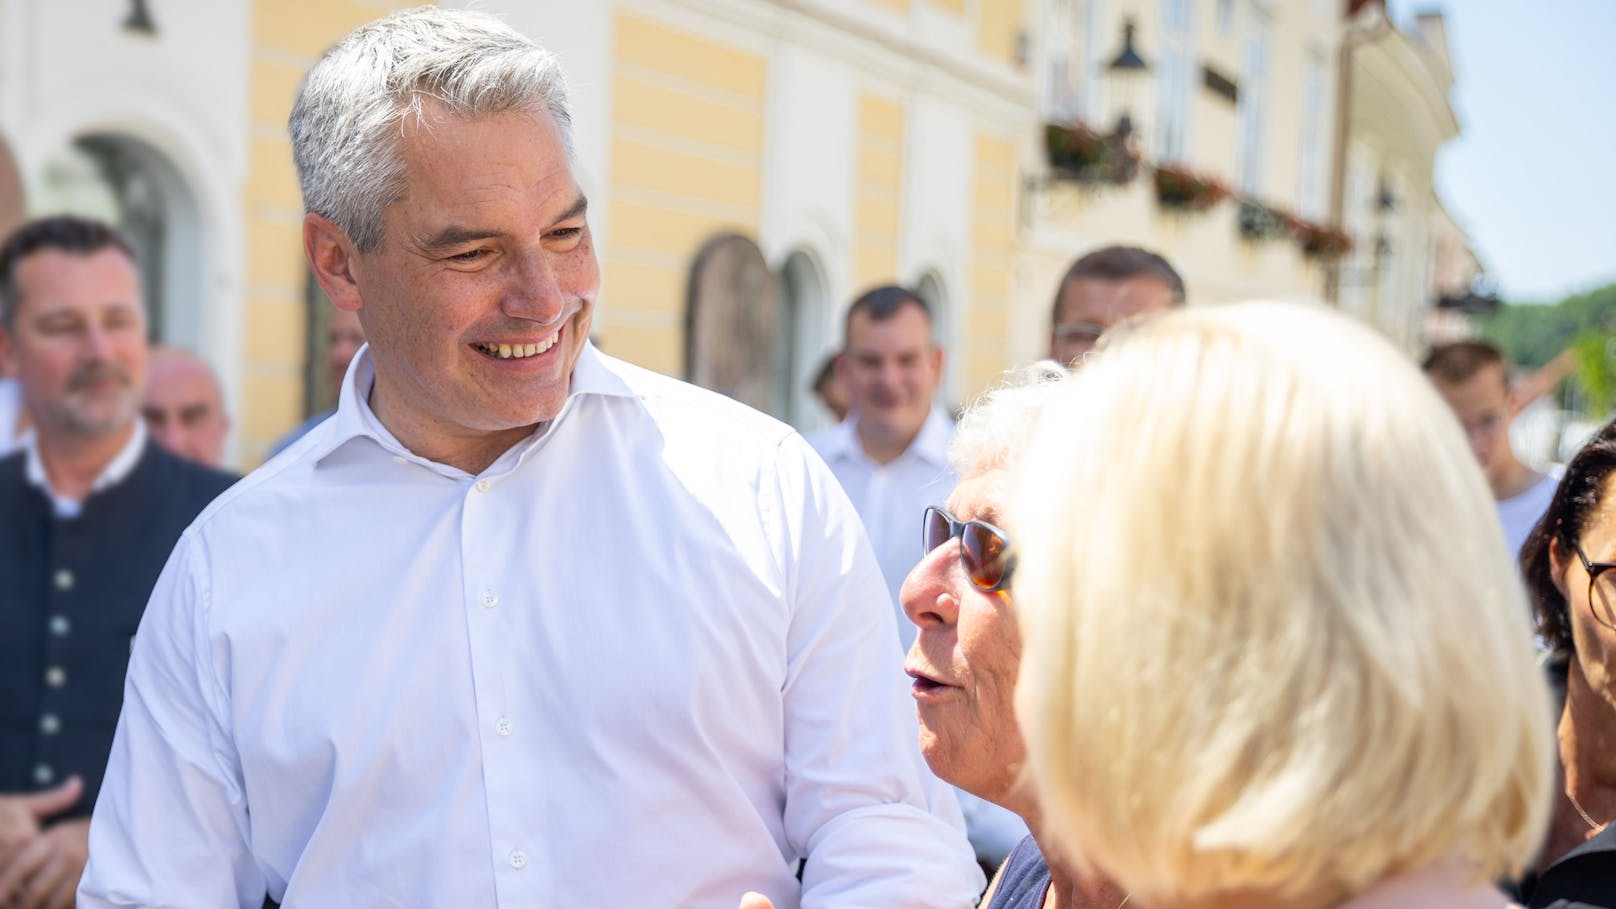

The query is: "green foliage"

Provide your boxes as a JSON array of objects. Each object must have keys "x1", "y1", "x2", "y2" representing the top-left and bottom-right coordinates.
[
  {"x1": 1574, "y1": 331, "x2": 1616, "y2": 417},
  {"x1": 1479, "y1": 282, "x2": 1616, "y2": 416}
]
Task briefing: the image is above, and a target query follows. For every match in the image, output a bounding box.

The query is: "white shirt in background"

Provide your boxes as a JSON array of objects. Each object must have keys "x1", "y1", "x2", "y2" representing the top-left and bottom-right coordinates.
[
  {"x1": 1499, "y1": 470, "x2": 1560, "y2": 557},
  {"x1": 80, "y1": 345, "x2": 981, "y2": 909},
  {"x1": 0, "y1": 377, "x2": 27, "y2": 457},
  {"x1": 806, "y1": 406, "x2": 957, "y2": 653}
]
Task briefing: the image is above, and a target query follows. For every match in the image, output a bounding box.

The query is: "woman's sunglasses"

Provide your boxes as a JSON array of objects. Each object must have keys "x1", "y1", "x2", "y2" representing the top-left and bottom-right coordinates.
[{"x1": 921, "y1": 506, "x2": 1016, "y2": 592}]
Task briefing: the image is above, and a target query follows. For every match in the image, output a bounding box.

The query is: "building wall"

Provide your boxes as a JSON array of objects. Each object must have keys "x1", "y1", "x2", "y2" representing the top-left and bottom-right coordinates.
[
  {"x1": 599, "y1": 9, "x2": 767, "y2": 377},
  {"x1": 852, "y1": 93, "x2": 906, "y2": 291}
]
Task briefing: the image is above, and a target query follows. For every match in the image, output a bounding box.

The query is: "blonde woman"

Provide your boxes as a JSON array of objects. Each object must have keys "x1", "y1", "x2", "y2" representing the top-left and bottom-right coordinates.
[{"x1": 1009, "y1": 302, "x2": 1554, "y2": 909}]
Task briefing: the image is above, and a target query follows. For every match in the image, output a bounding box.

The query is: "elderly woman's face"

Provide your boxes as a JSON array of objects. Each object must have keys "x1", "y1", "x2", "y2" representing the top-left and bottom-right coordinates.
[
  {"x1": 902, "y1": 467, "x2": 1029, "y2": 807},
  {"x1": 1556, "y1": 477, "x2": 1616, "y2": 707}
]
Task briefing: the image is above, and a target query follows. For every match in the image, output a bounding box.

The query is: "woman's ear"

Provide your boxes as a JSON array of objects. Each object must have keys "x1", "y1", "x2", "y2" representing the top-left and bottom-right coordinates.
[{"x1": 1550, "y1": 536, "x2": 1570, "y2": 598}]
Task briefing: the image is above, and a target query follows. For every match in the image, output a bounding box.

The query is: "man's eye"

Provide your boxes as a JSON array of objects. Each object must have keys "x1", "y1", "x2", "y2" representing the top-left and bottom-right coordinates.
[
  {"x1": 550, "y1": 227, "x2": 582, "y2": 240},
  {"x1": 448, "y1": 249, "x2": 489, "y2": 263}
]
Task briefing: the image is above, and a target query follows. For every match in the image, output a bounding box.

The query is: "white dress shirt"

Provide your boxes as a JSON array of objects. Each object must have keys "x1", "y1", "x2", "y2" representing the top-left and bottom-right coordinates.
[
  {"x1": 805, "y1": 407, "x2": 956, "y2": 653},
  {"x1": 80, "y1": 345, "x2": 980, "y2": 908}
]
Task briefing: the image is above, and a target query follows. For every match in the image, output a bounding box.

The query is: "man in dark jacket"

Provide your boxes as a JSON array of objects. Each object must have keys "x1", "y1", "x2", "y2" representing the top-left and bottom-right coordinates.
[{"x1": 0, "y1": 216, "x2": 235, "y2": 908}]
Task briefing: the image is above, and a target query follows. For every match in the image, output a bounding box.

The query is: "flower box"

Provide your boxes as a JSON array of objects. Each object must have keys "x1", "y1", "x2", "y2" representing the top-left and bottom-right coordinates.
[
  {"x1": 1044, "y1": 120, "x2": 1138, "y2": 184},
  {"x1": 1291, "y1": 219, "x2": 1354, "y2": 259},
  {"x1": 1153, "y1": 163, "x2": 1231, "y2": 212}
]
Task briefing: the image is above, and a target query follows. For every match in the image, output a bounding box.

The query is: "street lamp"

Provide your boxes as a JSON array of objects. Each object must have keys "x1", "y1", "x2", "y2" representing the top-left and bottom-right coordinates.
[{"x1": 1107, "y1": 18, "x2": 1150, "y2": 140}]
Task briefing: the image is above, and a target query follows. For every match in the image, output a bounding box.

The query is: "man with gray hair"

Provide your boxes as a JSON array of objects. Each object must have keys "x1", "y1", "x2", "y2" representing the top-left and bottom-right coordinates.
[{"x1": 81, "y1": 8, "x2": 980, "y2": 908}]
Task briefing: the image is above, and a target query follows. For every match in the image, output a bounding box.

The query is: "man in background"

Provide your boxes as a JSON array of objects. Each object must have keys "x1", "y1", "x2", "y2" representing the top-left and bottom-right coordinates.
[
  {"x1": 809, "y1": 352, "x2": 850, "y2": 424},
  {"x1": 269, "y1": 305, "x2": 364, "y2": 455},
  {"x1": 1048, "y1": 245, "x2": 1185, "y2": 368},
  {"x1": 1424, "y1": 339, "x2": 1561, "y2": 555},
  {"x1": 0, "y1": 215, "x2": 234, "y2": 909},
  {"x1": 142, "y1": 346, "x2": 230, "y2": 469},
  {"x1": 807, "y1": 285, "x2": 953, "y2": 649}
]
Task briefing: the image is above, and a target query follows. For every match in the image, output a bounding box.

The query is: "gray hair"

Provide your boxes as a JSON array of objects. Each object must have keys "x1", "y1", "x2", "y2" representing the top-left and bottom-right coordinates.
[
  {"x1": 289, "y1": 6, "x2": 573, "y2": 251},
  {"x1": 949, "y1": 360, "x2": 1069, "y2": 478}
]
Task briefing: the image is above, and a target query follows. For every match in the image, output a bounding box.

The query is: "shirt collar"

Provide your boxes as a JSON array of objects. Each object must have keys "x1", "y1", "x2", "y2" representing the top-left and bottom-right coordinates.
[
  {"x1": 825, "y1": 404, "x2": 954, "y2": 469},
  {"x1": 24, "y1": 419, "x2": 148, "y2": 519},
  {"x1": 311, "y1": 341, "x2": 637, "y2": 474}
]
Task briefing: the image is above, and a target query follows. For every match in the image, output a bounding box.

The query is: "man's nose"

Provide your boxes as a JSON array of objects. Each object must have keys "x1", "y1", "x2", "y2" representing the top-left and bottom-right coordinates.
[
  {"x1": 502, "y1": 250, "x2": 566, "y2": 324},
  {"x1": 81, "y1": 322, "x2": 117, "y2": 359}
]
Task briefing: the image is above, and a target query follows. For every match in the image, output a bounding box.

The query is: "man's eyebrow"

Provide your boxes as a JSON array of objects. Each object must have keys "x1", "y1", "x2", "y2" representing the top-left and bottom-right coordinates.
[
  {"x1": 416, "y1": 196, "x2": 587, "y2": 251},
  {"x1": 417, "y1": 225, "x2": 503, "y2": 252},
  {"x1": 547, "y1": 195, "x2": 588, "y2": 228}
]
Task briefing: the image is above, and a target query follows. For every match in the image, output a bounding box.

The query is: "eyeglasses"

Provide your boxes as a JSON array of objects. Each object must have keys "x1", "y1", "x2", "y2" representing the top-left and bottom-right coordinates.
[
  {"x1": 1570, "y1": 539, "x2": 1616, "y2": 631},
  {"x1": 1052, "y1": 321, "x2": 1106, "y2": 348},
  {"x1": 922, "y1": 506, "x2": 1017, "y2": 592}
]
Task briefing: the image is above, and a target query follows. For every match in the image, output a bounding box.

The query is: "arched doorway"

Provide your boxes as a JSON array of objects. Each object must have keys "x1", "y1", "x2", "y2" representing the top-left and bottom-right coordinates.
[
  {"x1": 30, "y1": 133, "x2": 203, "y2": 348},
  {"x1": 915, "y1": 269, "x2": 956, "y2": 408},
  {"x1": 685, "y1": 233, "x2": 783, "y2": 417},
  {"x1": 778, "y1": 249, "x2": 829, "y2": 429},
  {"x1": 0, "y1": 136, "x2": 23, "y2": 239}
]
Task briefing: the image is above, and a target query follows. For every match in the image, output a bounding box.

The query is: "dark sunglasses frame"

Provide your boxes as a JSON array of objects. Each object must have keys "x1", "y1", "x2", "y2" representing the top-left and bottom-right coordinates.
[
  {"x1": 922, "y1": 506, "x2": 1017, "y2": 592},
  {"x1": 1570, "y1": 539, "x2": 1616, "y2": 632}
]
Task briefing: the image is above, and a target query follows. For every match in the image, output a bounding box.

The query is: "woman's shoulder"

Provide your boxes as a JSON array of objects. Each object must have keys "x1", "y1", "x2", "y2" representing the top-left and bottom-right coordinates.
[{"x1": 982, "y1": 836, "x2": 1051, "y2": 909}]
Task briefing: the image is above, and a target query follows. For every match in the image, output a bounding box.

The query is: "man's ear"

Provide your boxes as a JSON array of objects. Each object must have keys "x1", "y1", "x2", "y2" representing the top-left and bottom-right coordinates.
[{"x1": 304, "y1": 213, "x2": 365, "y2": 313}]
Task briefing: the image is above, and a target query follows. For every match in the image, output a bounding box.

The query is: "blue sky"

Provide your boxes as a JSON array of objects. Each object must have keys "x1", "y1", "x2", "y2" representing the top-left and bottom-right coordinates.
[{"x1": 1390, "y1": 0, "x2": 1616, "y2": 303}]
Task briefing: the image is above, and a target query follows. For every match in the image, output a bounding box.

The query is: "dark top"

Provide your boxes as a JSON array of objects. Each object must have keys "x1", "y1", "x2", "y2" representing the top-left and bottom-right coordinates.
[
  {"x1": 0, "y1": 441, "x2": 236, "y2": 817},
  {"x1": 1513, "y1": 816, "x2": 1616, "y2": 909},
  {"x1": 985, "y1": 834, "x2": 1052, "y2": 909}
]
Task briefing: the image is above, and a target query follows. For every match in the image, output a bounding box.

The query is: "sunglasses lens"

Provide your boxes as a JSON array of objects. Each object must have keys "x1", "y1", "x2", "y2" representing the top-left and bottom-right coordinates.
[
  {"x1": 961, "y1": 523, "x2": 1009, "y2": 589},
  {"x1": 922, "y1": 508, "x2": 951, "y2": 556}
]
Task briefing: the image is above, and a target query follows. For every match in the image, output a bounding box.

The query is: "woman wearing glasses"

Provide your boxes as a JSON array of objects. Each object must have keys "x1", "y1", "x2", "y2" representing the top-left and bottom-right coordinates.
[
  {"x1": 1007, "y1": 303, "x2": 1554, "y2": 909},
  {"x1": 900, "y1": 362, "x2": 1133, "y2": 909},
  {"x1": 1518, "y1": 419, "x2": 1616, "y2": 907}
]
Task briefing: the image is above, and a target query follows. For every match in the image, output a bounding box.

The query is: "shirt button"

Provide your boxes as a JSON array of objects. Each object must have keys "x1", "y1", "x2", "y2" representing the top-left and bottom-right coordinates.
[
  {"x1": 481, "y1": 588, "x2": 499, "y2": 609},
  {"x1": 32, "y1": 764, "x2": 53, "y2": 785},
  {"x1": 39, "y1": 714, "x2": 60, "y2": 735},
  {"x1": 508, "y1": 849, "x2": 527, "y2": 870},
  {"x1": 44, "y1": 666, "x2": 66, "y2": 688},
  {"x1": 53, "y1": 569, "x2": 74, "y2": 591},
  {"x1": 495, "y1": 717, "x2": 513, "y2": 737},
  {"x1": 475, "y1": 479, "x2": 491, "y2": 493},
  {"x1": 49, "y1": 615, "x2": 70, "y2": 636},
  {"x1": 392, "y1": 455, "x2": 406, "y2": 464}
]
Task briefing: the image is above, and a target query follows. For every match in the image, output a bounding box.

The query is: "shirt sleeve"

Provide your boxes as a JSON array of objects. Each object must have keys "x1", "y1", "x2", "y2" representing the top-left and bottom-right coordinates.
[
  {"x1": 78, "y1": 531, "x2": 266, "y2": 908},
  {"x1": 771, "y1": 432, "x2": 985, "y2": 908}
]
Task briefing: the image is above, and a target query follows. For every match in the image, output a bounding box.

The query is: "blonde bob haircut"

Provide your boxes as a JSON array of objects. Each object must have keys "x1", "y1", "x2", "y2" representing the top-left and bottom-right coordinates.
[{"x1": 1009, "y1": 302, "x2": 1552, "y2": 905}]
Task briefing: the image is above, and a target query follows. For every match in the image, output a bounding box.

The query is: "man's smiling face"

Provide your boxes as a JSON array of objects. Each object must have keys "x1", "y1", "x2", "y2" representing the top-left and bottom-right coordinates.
[{"x1": 343, "y1": 103, "x2": 599, "y2": 455}]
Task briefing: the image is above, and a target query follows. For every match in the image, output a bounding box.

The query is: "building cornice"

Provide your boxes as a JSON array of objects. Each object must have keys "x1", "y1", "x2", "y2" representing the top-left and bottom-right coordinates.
[{"x1": 622, "y1": 0, "x2": 1039, "y2": 134}]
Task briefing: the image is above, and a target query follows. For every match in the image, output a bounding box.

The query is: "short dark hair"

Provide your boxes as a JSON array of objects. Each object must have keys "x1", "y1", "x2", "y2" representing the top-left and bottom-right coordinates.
[
  {"x1": 843, "y1": 283, "x2": 932, "y2": 342},
  {"x1": 811, "y1": 352, "x2": 839, "y2": 395},
  {"x1": 1051, "y1": 245, "x2": 1185, "y2": 327},
  {"x1": 0, "y1": 215, "x2": 136, "y2": 327},
  {"x1": 1421, "y1": 340, "x2": 1508, "y2": 387},
  {"x1": 1521, "y1": 418, "x2": 1616, "y2": 654}
]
